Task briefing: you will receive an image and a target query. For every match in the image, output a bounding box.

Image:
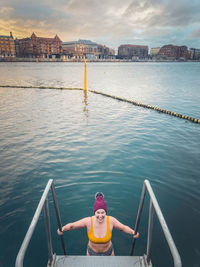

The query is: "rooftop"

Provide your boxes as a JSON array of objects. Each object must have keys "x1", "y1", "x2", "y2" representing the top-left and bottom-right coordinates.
[
  {"x1": 63, "y1": 39, "x2": 97, "y2": 45},
  {"x1": 0, "y1": 35, "x2": 12, "y2": 39}
]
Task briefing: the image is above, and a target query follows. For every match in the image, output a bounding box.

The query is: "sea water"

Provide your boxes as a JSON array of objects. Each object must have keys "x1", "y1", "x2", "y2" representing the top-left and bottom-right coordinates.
[{"x1": 0, "y1": 62, "x2": 199, "y2": 267}]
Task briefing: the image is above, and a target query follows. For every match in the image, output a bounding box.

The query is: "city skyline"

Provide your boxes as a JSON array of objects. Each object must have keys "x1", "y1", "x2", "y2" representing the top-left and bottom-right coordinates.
[{"x1": 1, "y1": 0, "x2": 200, "y2": 50}]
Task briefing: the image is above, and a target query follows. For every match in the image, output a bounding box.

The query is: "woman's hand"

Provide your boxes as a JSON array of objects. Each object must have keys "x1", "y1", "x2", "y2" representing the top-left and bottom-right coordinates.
[
  {"x1": 133, "y1": 231, "x2": 139, "y2": 239},
  {"x1": 57, "y1": 227, "x2": 64, "y2": 235}
]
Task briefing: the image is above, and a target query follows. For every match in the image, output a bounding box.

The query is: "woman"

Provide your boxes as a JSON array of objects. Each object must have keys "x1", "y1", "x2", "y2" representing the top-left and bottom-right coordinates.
[{"x1": 57, "y1": 192, "x2": 139, "y2": 256}]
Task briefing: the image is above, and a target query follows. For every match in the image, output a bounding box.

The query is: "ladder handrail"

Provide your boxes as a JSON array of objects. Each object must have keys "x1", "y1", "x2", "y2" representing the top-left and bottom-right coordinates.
[
  {"x1": 16, "y1": 179, "x2": 181, "y2": 267},
  {"x1": 131, "y1": 179, "x2": 182, "y2": 267},
  {"x1": 15, "y1": 179, "x2": 66, "y2": 267}
]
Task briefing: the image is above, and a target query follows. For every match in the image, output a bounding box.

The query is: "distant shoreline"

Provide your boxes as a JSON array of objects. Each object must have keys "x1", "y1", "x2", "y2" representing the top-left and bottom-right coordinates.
[{"x1": 0, "y1": 58, "x2": 200, "y2": 63}]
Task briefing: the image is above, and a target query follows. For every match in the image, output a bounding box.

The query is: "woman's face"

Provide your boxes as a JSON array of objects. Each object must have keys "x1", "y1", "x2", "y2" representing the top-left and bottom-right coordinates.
[{"x1": 95, "y1": 209, "x2": 106, "y2": 223}]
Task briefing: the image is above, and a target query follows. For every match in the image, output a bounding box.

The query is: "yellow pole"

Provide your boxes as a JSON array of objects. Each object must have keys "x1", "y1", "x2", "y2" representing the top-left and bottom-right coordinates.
[{"x1": 84, "y1": 58, "x2": 87, "y2": 91}]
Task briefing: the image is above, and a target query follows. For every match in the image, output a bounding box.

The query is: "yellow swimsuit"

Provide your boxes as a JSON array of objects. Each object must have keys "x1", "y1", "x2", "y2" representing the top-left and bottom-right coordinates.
[{"x1": 88, "y1": 216, "x2": 112, "y2": 243}]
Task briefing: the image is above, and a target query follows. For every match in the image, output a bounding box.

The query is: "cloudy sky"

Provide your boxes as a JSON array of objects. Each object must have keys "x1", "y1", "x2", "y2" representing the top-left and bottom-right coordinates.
[{"x1": 1, "y1": 0, "x2": 200, "y2": 50}]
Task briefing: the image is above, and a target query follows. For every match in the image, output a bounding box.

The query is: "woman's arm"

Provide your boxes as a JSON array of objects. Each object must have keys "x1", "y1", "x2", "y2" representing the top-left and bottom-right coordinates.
[
  {"x1": 111, "y1": 217, "x2": 139, "y2": 238},
  {"x1": 57, "y1": 217, "x2": 89, "y2": 235}
]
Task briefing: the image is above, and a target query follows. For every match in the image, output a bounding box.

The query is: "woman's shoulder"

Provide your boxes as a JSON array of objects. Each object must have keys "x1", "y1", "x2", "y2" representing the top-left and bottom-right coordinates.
[
  {"x1": 108, "y1": 215, "x2": 115, "y2": 220},
  {"x1": 82, "y1": 216, "x2": 91, "y2": 225},
  {"x1": 82, "y1": 216, "x2": 91, "y2": 222},
  {"x1": 108, "y1": 216, "x2": 116, "y2": 224},
  {"x1": 108, "y1": 216, "x2": 123, "y2": 227}
]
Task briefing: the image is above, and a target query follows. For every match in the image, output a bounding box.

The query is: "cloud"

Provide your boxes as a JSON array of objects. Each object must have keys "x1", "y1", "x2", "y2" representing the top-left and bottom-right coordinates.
[
  {"x1": 0, "y1": 7, "x2": 13, "y2": 19},
  {"x1": 190, "y1": 29, "x2": 200, "y2": 38},
  {"x1": 122, "y1": 0, "x2": 200, "y2": 28},
  {"x1": 0, "y1": 0, "x2": 200, "y2": 48}
]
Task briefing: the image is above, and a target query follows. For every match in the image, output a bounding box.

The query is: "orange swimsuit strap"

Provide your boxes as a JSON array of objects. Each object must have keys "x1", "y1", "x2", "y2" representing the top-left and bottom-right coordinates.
[{"x1": 88, "y1": 216, "x2": 112, "y2": 244}]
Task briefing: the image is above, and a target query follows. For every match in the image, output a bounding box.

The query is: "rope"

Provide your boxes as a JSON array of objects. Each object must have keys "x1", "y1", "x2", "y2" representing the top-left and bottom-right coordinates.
[
  {"x1": 0, "y1": 85, "x2": 82, "y2": 91},
  {"x1": 89, "y1": 89, "x2": 200, "y2": 124},
  {"x1": 0, "y1": 85, "x2": 199, "y2": 124}
]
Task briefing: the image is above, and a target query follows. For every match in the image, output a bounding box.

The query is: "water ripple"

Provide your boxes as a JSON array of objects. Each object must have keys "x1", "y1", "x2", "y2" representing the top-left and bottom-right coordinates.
[{"x1": 0, "y1": 62, "x2": 200, "y2": 267}]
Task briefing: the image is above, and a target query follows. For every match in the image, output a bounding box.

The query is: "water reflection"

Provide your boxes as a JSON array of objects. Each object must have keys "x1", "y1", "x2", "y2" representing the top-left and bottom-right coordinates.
[
  {"x1": 83, "y1": 90, "x2": 89, "y2": 118},
  {"x1": 0, "y1": 63, "x2": 200, "y2": 267}
]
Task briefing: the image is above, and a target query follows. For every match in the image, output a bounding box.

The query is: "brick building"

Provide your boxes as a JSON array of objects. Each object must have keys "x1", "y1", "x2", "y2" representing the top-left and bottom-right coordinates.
[
  {"x1": 118, "y1": 44, "x2": 148, "y2": 59},
  {"x1": 0, "y1": 32, "x2": 15, "y2": 58},
  {"x1": 15, "y1": 33, "x2": 62, "y2": 58},
  {"x1": 158, "y1": 44, "x2": 189, "y2": 60}
]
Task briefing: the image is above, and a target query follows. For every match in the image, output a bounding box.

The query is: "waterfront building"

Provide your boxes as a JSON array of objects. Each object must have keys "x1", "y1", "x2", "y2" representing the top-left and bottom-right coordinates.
[
  {"x1": 158, "y1": 44, "x2": 189, "y2": 60},
  {"x1": 150, "y1": 47, "x2": 160, "y2": 56},
  {"x1": 118, "y1": 44, "x2": 148, "y2": 60},
  {"x1": 62, "y1": 39, "x2": 115, "y2": 59},
  {"x1": 15, "y1": 33, "x2": 62, "y2": 58},
  {"x1": 189, "y1": 48, "x2": 200, "y2": 60},
  {"x1": 0, "y1": 32, "x2": 15, "y2": 58},
  {"x1": 97, "y1": 44, "x2": 115, "y2": 59},
  {"x1": 62, "y1": 40, "x2": 98, "y2": 59}
]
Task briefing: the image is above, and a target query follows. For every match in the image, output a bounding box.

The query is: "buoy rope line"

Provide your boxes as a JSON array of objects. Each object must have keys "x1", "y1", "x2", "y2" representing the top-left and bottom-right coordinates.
[
  {"x1": 0, "y1": 85, "x2": 83, "y2": 91},
  {"x1": 90, "y1": 89, "x2": 200, "y2": 124},
  {"x1": 1, "y1": 85, "x2": 199, "y2": 124}
]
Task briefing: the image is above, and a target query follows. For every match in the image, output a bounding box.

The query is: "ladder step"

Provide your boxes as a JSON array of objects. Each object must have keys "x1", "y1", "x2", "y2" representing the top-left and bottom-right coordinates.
[{"x1": 53, "y1": 255, "x2": 151, "y2": 267}]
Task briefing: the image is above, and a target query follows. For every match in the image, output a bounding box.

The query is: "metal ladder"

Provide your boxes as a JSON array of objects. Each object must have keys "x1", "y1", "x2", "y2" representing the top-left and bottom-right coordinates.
[{"x1": 15, "y1": 179, "x2": 182, "y2": 267}]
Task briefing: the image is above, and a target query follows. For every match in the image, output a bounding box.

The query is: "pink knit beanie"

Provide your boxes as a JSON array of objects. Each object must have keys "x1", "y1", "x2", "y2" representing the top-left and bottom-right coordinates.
[{"x1": 94, "y1": 192, "x2": 107, "y2": 214}]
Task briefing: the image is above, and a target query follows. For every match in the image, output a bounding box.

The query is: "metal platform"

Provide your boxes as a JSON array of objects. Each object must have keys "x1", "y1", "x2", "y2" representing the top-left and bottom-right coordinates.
[{"x1": 53, "y1": 255, "x2": 152, "y2": 267}]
